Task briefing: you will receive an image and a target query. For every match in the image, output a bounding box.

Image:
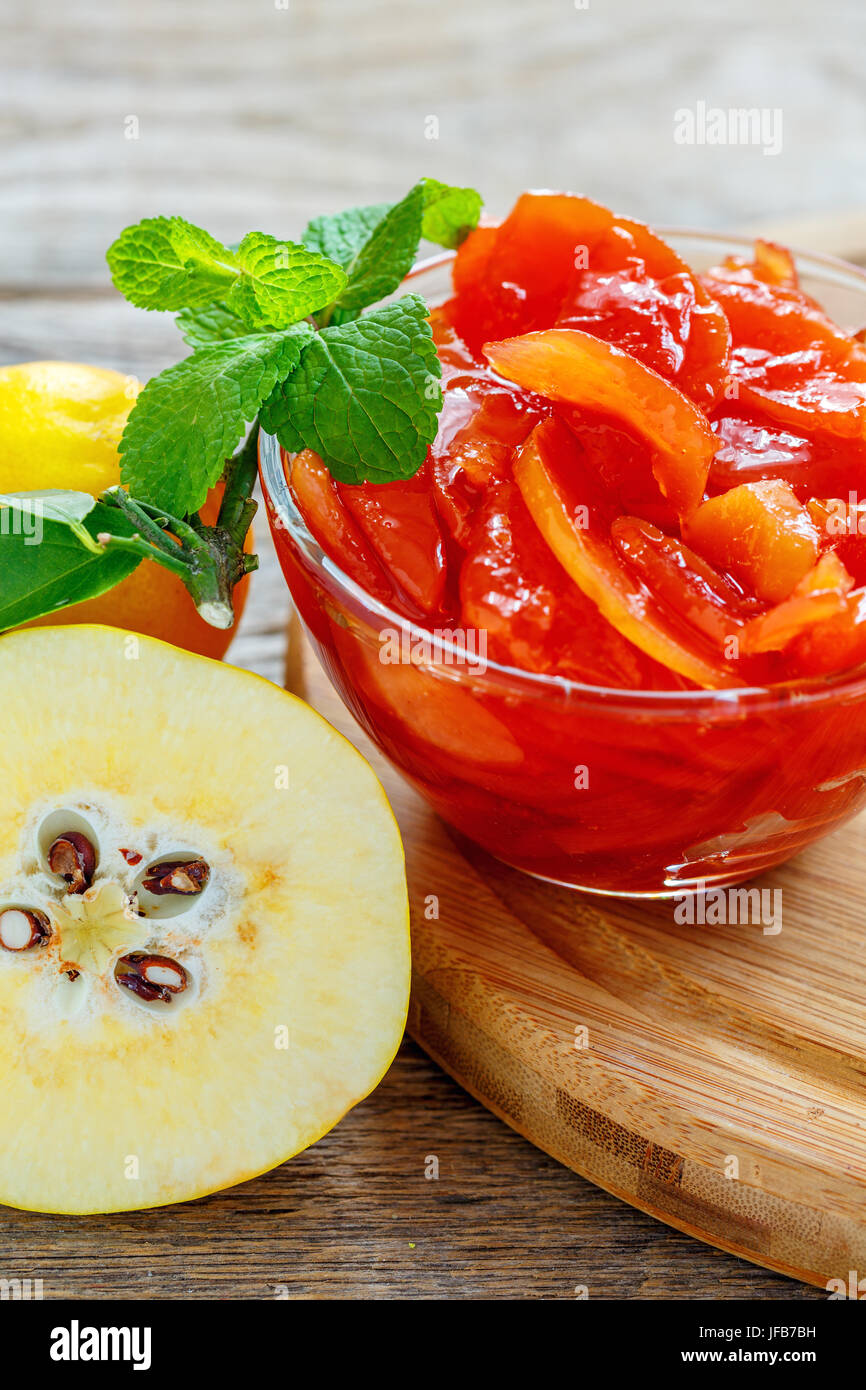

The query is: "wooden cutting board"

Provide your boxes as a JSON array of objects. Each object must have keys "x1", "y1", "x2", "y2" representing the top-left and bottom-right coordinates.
[{"x1": 289, "y1": 630, "x2": 866, "y2": 1291}]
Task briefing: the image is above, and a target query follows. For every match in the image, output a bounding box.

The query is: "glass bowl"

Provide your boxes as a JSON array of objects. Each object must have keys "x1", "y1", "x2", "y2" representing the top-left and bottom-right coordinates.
[{"x1": 260, "y1": 235, "x2": 866, "y2": 897}]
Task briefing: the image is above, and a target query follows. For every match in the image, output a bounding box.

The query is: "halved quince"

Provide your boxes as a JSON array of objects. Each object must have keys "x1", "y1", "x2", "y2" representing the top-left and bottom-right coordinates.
[{"x1": 0, "y1": 626, "x2": 409, "y2": 1214}]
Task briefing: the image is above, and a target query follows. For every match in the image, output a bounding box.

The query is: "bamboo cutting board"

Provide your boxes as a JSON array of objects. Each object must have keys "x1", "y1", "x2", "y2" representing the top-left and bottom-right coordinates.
[{"x1": 291, "y1": 632, "x2": 866, "y2": 1291}]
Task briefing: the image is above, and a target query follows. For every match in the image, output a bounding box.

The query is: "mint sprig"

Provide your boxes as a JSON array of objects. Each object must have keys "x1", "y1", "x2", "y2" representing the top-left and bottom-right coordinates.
[
  {"x1": 420, "y1": 179, "x2": 483, "y2": 249},
  {"x1": 260, "y1": 296, "x2": 441, "y2": 484},
  {"x1": 107, "y1": 177, "x2": 480, "y2": 510},
  {"x1": 119, "y1": 326, "x2": 312, "y2": 516},
  {"x1": 97, "y1": 478, "x2": 256, "y2": 630},
  {"x1": 328, "y1": 182, "x2": 426, "y2": 320},
  {"x1": 228, "y1": 233, "x2": 347, "y2": 330},
  {"x1": 73, "y1": 177, "x2": 482, "y2": 632},
  {"x1": 175, "y1": 302, "x2": 249, "y2": 347},
  {"x1": 302, "y1": 202, "x2": 392, "y2": 268},
  {"x1": 108, "y1": 218, "x2": 344, "y2": 332},
  {"x1": 106, "y1": 217, "x2": 239, "y2": 312},
  {"x1": 302, "y1": 178, "x2": 481, "y2": 273}
]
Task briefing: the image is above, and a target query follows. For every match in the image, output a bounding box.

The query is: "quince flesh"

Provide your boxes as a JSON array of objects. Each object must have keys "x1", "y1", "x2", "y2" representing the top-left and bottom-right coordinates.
[{"x1": 0, "y1": 626, "x2": 409, "y2": 1214}]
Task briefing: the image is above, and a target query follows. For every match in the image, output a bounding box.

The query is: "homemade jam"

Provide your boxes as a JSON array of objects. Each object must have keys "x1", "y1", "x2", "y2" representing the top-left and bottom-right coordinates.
[{"x1": 265, "y1": 193, "x2": 866, "y2": 893}]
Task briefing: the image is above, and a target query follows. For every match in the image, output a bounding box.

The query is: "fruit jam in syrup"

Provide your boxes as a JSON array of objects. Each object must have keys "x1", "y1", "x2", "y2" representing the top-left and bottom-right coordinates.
[{"x1": 269, "y1": 193, "x2": 866, "y2": 893}]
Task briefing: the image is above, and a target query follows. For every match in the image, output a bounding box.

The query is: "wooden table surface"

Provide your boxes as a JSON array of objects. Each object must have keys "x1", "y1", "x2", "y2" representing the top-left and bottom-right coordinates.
[{"x1": 4, "y1": 0, "x2": 864, "y2": 1300}]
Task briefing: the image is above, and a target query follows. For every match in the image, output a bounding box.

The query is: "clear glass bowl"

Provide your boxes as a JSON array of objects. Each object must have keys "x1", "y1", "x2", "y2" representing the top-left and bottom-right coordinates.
[{"x1": 260, "y1": 235, "x2": 866, "y2": 897}]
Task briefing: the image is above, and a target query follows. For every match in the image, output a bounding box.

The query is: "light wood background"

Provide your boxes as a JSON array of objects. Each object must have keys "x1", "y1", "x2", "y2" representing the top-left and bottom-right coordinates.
[{"x1": 2, "y1": 0, "x2": 863, "y2": 1301}]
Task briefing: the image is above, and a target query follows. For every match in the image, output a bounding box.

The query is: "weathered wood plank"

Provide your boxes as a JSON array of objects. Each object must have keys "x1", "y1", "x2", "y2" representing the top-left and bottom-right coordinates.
[{"x1": 3, "y1": 0, "x2": 866, "y2": 287}]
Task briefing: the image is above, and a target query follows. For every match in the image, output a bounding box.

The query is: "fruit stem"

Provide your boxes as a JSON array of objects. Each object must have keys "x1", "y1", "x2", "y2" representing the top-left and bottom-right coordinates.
[
  {"x1": 97, "y1": 488, "x2": 254, "y2": 630},
  {"x1": 217, "y1": 426, "x2": 261, "y2": 550},
  {"x1": 101, "y1": 487, "x2": 189, "y2": 559},
  {"x1": 94, "y1": 531, "x2": 191, "y2": 579},
  {"x1": 158, "y1": 510, "x2": 217, "y2": 561},
  {"x1": 184, "y1": 537, "x2": 241, "y2": 624}
]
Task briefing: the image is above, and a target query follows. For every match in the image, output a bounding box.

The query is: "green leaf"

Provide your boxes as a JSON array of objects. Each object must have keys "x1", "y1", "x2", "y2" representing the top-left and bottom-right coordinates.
[
  {"x1": 106, "y1": 216, "x2": 239, "y2": 311},
  {"x1": 0, "y1": 489, "x2": 100, "y2": 552},
  {"x1": 302, "y1": 202, "x2": 391, "y2": 268},
  {"x1": 258, "y1": 387, "x2": 305, "y2": 454},
  {"x1": 420, "y1": 179, "x2": 482, "y2": 249},
  {"x1": 0, "y1": 503, "x2": 140, "y2": 631},
  {"x1": 262, "y1": 295, "x2": 441, "y2": 484},
  {"x1": 118, "y1": 326, "x2": 313, "y2": 515},
  {"x1": 175, "y1": 302, "x2": 249, "y2": 346},
  {"x1": 300, "y1": 182, "x2": 482, "y2": 288},
  {"x1": 227, "y1": 233, "x2": 348, "y2": 330},
  {"x1": 334, "y1": 183, "x2": 425, "y2": 318}
]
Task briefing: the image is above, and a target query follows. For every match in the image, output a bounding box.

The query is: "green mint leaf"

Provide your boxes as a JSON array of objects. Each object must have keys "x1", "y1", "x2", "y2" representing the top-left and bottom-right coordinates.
[
  {"x1": 420, "y1": 179, "x2": 482, "y2": 249},
  {"x1": 302, "y1": 203, "x2": 391, "y2": 268},
  {"x1": 119, "y1": 325, "x2": 313, "y2": 515},
  {"x1": 0, "y1": 489, "x2": 101, "y2": 552},
  {"x1": 333, "y1": 183, "x2": 425, "y2": 319},
  {"x1": 0, "y1": 503, "x2": 140, "y2": 631},
  {"x1": 106, "y1": 216, "x2": 238, "y2": 311},
  {"x1": 258, "y1": 387, "x2": 306, "y2": 454},
  {"x1": 263, "y1": 295, "x2": 441, "y2": 484},
  {"x1": 300, "y1": 181, "x2": 482, "y2": 292},
  {"x1": 176, "y1": 302, "x2": 249, "y2": 346},
  {"x1": 226, "y1": 233, "x2": 347, "y2": 330}
]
